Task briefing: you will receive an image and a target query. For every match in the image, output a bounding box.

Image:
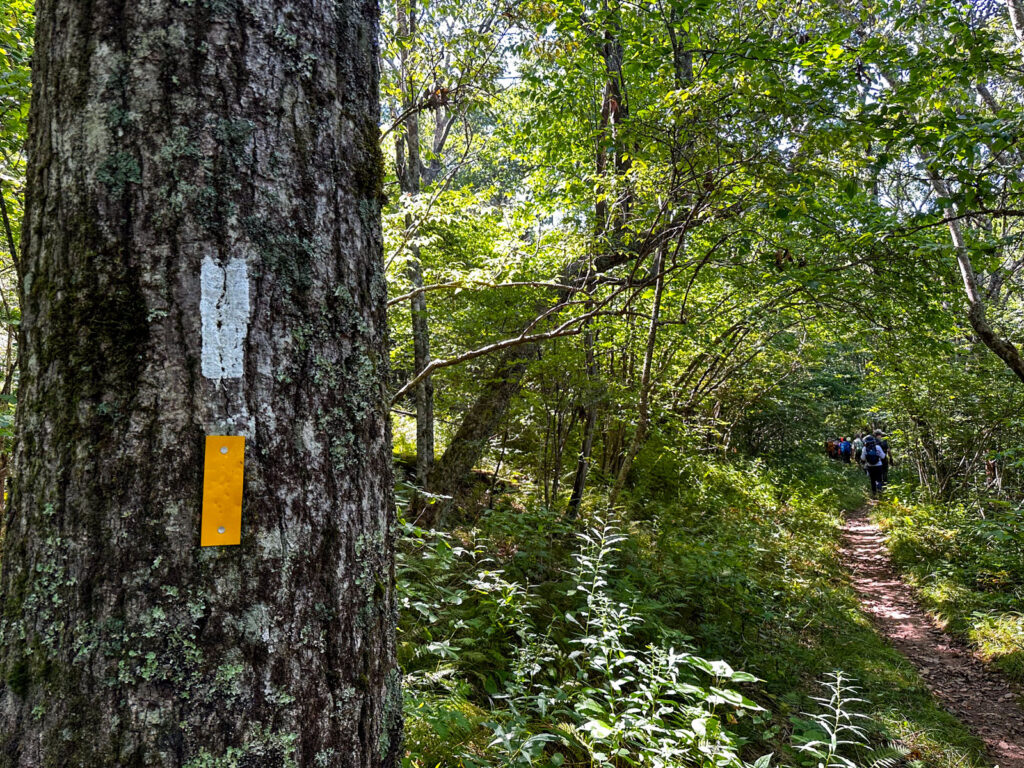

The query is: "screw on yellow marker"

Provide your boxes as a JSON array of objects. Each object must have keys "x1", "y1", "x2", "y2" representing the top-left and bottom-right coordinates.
[{"x1": 201, "y1": 435, "x2": 245, "y2": 546}]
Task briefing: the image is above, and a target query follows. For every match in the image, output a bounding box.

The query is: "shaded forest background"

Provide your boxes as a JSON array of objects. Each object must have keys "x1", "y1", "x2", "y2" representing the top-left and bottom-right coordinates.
[{"x1": 2, "y1": 0, "x2": 1024, "y2": 764}]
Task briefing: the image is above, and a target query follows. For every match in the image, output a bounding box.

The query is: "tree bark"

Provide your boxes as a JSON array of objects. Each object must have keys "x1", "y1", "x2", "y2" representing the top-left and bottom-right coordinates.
[
  {"x1": 394, "y1": 0, "x2": 435, "y2": 486},
  {"x1": 0, "y1": 2, "x2": 400, "y2": 766},
  {"x1": 566, "y1": 320, "x2": 598, "y2": 518},
  {"x1": 1009, "y1": 0, "x2": 1024, "y2": 41},
  {"x1": 427, "y1": 351, "x2": 532, "y2": 495},
  {"x1": 609, "y1": 246, "x2": 666, "y2": 505},
  {"x1": 924, "y1": 163, "x2": 1024, "y2": 384}
]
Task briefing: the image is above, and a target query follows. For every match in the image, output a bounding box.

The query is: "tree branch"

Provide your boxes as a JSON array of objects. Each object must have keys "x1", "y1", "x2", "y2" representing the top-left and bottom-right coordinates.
[{"x1": 387, "y1": 279, "x2": 575, "y2": 307}]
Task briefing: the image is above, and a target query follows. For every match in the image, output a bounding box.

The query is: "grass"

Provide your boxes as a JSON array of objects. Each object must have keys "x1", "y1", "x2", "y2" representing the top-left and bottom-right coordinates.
[
  {"x1": 398, "y1": 453, "x2": 989, "y2": 767},
  {"x1": 873, "y1": 489, "x2": 1024, "y2": 686},
  {"x1": 628, "y1": 455, "x2": 986, "y2": 767}
]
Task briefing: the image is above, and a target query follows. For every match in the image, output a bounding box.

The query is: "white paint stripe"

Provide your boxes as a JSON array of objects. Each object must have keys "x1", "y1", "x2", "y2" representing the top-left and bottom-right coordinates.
[{"x1": 200, "y1": 256, "x2": 250, "y2": 379}]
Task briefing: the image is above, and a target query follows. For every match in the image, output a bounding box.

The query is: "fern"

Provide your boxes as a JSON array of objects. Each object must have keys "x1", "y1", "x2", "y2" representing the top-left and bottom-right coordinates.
[{"x1": 866, "y1": 741, "x2": 912, "y2": 768}]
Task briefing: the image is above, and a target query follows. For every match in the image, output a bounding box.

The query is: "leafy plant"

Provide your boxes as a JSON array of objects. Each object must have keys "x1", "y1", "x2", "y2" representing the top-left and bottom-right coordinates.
[
  {"x1": 793, "y1": 672, "x2": 872, "y2": 768},
  {"x1": 399, "y1": 514, "x2": 767, "y2": 767}
]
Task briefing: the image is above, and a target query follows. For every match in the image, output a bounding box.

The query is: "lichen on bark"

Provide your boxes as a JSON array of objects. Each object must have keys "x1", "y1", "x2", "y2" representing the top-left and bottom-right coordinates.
[{"x1": 0, "y1": 1, "x2": 401, "y2": 766}]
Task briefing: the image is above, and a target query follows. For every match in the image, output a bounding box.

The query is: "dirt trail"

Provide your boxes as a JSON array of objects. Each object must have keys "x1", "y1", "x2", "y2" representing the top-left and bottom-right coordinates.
[{"x1": 841, "y1": 506, "x2": 1024, "y2": 768}]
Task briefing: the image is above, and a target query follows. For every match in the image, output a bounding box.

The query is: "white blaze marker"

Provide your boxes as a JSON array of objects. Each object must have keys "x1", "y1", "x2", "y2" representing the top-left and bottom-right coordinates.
[{"x1": 200, "y1": 256, "x2": 250, "y2": 379}]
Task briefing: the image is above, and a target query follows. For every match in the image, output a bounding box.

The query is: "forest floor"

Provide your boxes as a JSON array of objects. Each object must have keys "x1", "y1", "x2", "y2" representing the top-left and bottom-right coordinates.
[{"x1": 842, "y1": 505, "x2": 1024, "y2": 768}]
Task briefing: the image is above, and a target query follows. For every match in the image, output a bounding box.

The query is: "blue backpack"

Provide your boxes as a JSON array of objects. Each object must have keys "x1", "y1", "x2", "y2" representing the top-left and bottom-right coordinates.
[{"x1": 863, "y1": 440, "x2": 881, "y2": 466}]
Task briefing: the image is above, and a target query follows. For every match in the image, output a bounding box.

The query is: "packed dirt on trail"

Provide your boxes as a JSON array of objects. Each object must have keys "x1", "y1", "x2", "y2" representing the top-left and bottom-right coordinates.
[{"x1": 841, "y1": 507, "x2": 1024, "y2": 768}]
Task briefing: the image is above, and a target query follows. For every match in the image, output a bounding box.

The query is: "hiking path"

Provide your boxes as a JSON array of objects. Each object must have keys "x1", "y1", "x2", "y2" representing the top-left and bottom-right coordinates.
[{"x1": 841, "y1": 506, "x2": 1024, "y2": 768}]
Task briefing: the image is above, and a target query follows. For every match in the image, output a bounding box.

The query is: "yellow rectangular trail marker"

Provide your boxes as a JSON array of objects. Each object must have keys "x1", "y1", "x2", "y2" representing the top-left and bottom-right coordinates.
[{"x1": 201, "y1": 435, "x2": 245, "y2": 546}]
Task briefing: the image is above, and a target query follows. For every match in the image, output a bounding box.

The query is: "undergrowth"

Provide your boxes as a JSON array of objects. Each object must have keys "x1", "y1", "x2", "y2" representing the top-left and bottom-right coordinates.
[
  {"x1": 874, "y1": 493, "x2": 1024, "y2": 683},
  {"x1": 398, "y1": 455, "x2": 987, "y2": 767}
]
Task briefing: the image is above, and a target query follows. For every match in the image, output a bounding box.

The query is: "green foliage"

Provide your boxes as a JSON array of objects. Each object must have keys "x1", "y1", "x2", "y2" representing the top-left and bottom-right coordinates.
[
  {"x1": 792, "y1": 673, "x2": 873, "y2": 768},
  {"x1": 399, "y1": 514, "x2": 763, "y2": 767},
  {"x1": 0, "y1": 0, "x2": 31, "y2": 166},
  {"x1": 874, "y1": 498, "x2": 1024, "y2": 683},
  {"x1": 398, "y1": 456, "x2": 986, "y2": 767},
  {"x1": 1, "y1": 0, "x2": 1023, "y2": 759},
  {"x1": 0, "y1": 0, "x2": 28, "y2": 443}
]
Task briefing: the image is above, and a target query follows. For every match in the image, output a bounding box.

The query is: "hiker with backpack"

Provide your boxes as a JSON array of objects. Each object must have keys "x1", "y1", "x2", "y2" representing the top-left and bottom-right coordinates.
[
  {"x1": 825, "y1": 438, "x2": 837, "y2": 459},
  {"x1": 852, "y1": 433, "x2": 865, "y2": 471},
  {"x1": 839, "y1": 437, "x2": 852, "y2": 463},
  {"x1": 874, "y1": 430, "x2": 892, "y2": 484},
  {"x1": 860, "y1": 435, "x2": 886, "y2": 496}
]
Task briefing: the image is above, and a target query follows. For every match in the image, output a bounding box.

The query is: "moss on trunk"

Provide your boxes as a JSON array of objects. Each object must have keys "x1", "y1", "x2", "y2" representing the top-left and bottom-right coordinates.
[{"x1": 0, "y1": 1, "x2": 400, "y2": 766}]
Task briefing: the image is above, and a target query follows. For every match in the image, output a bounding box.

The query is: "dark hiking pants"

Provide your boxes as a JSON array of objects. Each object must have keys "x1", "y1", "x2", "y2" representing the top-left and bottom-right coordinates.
[{"x1": 867, "y1": 465, "x2": 884, "y2": 496}]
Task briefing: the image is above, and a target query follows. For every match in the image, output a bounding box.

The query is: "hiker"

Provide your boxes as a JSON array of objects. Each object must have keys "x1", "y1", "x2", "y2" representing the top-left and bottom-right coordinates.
[
  {"x1": 839, "y1": 437, "x2": 852, "y2": 463},
  {"x1": 852, "y1": 433, "x2": 865, "y2": 470},
  {"x1": 874, "y1": 430, "x2": 892, "y2": 484},
  {"x1": 860, "y1": 434, "x2": 886, "y2": 496}
]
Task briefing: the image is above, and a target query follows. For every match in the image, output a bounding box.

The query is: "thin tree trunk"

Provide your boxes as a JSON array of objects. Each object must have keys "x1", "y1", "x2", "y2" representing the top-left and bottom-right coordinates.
[
  {"x1": 566, "y1": 312, "x2": 598, "y2": 518},
  {"x1": 395, "y1": 0, "x2": 435, "y2": 485},
  {"x1": 550, "y1": 407, "x2": 569, "y2": 503},
  {"x1": 0, "y1": 187, "x2": 18, "y2": 321},
  {"x1": 924, "y1": 162, "x2": 1024, "y2": 384},
  {"x1": 409, "y1": 251, "x2": 435, "y2": 483},
  {"x1": 541, "y1": 410, "x2": 552, "y2": 505},
  {"x1": 566, "y1": 403, "x2": 598, "y2": 516},
  {"x1": 610, "y1": 247, "x2": 667, "y2": 505},
  {"x1": 1009, "y1": 0, "x2": 1024, "y2": 41},
  {"x1": 0, "y1": 2, "x2": 400, "y2": 765},
  {"x1": 597, "y1": 0, "x2": 631, "y2": 239},
  {"x1": 487, "y1": 427, "x2": 509, "y2": 508},
  {"x1": 0, "y1": 187, "x2": 17, "y2": 272}
]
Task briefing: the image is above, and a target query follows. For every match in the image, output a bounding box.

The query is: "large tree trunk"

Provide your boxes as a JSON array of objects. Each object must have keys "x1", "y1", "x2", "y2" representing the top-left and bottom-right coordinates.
[{"x1": 0, "y1": 2, "x2": 401, "y2": 766}]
